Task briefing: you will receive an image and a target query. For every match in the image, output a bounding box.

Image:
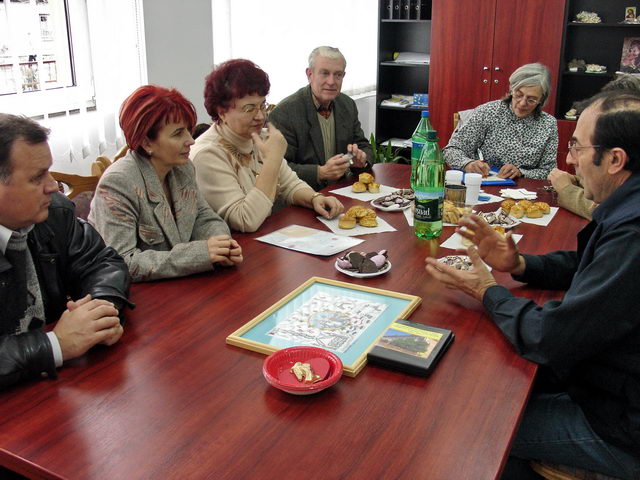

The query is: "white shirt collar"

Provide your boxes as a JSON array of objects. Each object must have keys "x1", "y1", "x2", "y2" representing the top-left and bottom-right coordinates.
[{"x1": 0, "y1": 224, "x2": 14, "y2": 255}]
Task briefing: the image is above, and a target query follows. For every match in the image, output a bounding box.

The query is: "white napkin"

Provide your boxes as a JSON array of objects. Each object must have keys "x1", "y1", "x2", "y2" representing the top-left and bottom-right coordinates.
[
  {"x1": 519, "y1": 207, "x2": 559, "y2": 227},
  {"x1": 499, "y1": 188, "x2": 537, "y2": 200},
  {"x1": 329, "y1": 184, "x2": 400, "y2": 201},
  {"x1": 316, "y1": 215, "x2": 397, "y2": 236}
]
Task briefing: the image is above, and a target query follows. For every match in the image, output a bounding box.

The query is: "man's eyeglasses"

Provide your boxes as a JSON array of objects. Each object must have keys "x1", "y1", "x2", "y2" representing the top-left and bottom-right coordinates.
[
  {"x1": 511, "y1": 91, "x2": 540, "y2": 106},
  {"x1": 567, "y1": 139, "x2": 602, "y2": 158},
  {"x1": 240, "y1": 102, "x2": 271, "y2": 115}
]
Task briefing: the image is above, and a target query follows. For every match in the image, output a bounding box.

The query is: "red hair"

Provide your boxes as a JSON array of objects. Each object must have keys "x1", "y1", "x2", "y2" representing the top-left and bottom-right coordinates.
[
  {"x1": 204, "y1": 59, "x2": 270, "y2": 123},
  {"x1": 119, "y1": 85, "x2": 197, "y2": 157}
]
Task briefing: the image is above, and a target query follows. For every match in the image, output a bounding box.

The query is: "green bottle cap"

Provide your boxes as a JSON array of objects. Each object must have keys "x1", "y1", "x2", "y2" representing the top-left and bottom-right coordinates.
[{"x1": 426, "y1": 130, "x2": 438, "y2": 141}]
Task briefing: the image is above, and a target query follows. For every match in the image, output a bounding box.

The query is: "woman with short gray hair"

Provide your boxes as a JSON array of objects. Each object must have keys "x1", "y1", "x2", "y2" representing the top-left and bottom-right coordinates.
[{"x1": 444, "y1": 63, "x2": 557, "y2": 179}]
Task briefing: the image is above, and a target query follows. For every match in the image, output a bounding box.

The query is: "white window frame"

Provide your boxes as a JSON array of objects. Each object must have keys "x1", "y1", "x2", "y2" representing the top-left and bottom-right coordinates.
[{"x1": 0, "y1": 0, "x2": 95, "y2": 117}]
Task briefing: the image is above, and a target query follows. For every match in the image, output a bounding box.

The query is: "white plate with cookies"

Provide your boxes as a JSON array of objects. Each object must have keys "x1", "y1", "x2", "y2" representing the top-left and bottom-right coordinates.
[{"x1": 335, "y1": 260, "x2": 392, "y2": 278}]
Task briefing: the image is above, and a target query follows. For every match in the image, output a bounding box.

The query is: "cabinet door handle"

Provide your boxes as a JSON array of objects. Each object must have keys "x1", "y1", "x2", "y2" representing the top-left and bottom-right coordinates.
[
  {"x1": 483, "y1": 79, "x2": 488, "y2": 83},
  {"x1": 494, "y1": 79, "x2": 499, "y2": 84},
  {"x1": 494, "y1": 67, "x2": 501, "y2": 71},
  {"x1": 483, "y1": 66, "x2": 489, "y2": 71}
]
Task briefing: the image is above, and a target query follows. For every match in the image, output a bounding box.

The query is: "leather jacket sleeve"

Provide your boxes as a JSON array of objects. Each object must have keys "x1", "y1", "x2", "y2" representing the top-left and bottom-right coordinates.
[
  {"x1": 0, "y1": 329, "x2": 56, "y2": 389},
  {"x1": 0, "y1": 193, "x2": 132, "y2": 390}
]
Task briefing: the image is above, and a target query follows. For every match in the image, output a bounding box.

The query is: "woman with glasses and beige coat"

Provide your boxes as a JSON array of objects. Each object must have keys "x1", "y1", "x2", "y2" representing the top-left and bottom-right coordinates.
[
  {"x1": 443, "y1": 63, "x2": 558, "y2": 180},
  {"x1": 190, "y1": 59, "x2": 343, "y2": 233}
]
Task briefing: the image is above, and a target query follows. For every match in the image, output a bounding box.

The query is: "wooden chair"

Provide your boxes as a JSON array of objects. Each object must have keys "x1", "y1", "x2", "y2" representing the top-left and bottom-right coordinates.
[
  {"x1": 51, "y1": 145, "x2": 127, "y2": 219},
  {"x1": 531, "y1": 460, "x2": 622, "y2": 480}
]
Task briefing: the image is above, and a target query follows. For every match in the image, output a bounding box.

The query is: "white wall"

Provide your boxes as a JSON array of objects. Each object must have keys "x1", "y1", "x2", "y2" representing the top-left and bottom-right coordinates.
[{"x1": 142, "y1": 0, "x2": 213, "y2": 123}]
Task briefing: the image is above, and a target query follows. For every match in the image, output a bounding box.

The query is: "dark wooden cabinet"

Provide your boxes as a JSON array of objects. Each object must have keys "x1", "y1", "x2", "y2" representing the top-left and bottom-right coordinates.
[
  {"x1": 429, "y1": 0, "x2": 566, "y2": 147},
  {"x1": 375, "y1": 1, "x2": 432, "y2": 143},
  {"x1": 557, "y1": 0, "x2": 640, "y2": 117}
]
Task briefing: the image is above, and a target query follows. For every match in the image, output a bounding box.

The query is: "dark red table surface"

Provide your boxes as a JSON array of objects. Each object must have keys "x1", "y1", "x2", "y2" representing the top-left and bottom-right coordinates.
[{"x1": 0, "y1": 164, "x2": 587, "y2": 480}]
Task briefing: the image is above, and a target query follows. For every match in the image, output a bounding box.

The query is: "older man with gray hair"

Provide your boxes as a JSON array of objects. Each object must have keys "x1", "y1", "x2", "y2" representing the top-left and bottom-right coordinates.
[
  {"x1": 444, "y1": 62, "x2": 557, "y2": 179},
  {"x1": 270, "y1": 46, "x2": 373, "y2": 190}
]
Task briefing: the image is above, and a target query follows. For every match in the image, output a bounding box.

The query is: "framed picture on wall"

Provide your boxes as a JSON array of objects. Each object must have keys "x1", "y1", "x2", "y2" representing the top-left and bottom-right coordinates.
[{"x1": 620, "y1": 37, "x2": 640, "y2": 73}]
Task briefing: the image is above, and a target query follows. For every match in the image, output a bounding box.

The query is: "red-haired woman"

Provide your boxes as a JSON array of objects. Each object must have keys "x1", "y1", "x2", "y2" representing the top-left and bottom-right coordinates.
[
  {"x1": 88, "y1": 85, "x2": 243, "y2": 282},
  {"x1": 190, "y1": 59, "x2": 344, "y2": 233}
]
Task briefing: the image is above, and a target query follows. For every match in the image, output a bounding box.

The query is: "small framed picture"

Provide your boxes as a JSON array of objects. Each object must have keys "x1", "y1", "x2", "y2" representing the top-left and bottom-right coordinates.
[
  {"x1": 226, "y1": 277, "x2": 422, "y2": 376},
  {"x1": 626, "y1": 7, "x2": 637, "y2": 20}
]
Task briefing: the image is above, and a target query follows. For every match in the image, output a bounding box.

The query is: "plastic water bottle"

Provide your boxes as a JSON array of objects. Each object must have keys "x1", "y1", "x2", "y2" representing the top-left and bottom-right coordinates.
[
  {"x1": 411, "y1": 110, "x2": 433, "y2": 165},
  {"x1": 412, "y1": 129, "x2": 444, "y2": 239}
]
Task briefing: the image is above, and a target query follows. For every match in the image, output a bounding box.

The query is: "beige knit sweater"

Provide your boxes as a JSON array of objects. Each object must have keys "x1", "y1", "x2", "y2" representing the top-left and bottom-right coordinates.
[{"x1": 190, "y1": 124, "x2": 310, "y2": 233}]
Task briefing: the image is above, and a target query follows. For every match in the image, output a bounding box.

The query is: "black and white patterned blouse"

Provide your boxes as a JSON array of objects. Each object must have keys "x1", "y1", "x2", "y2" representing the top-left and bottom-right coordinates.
[{"x1": 443, "y1": 100, "x2": 558, "y2": 179}]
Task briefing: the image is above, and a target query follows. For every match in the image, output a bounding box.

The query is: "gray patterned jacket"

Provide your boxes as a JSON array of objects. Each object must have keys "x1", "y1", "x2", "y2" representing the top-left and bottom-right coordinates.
[
  {"x1": 443, "y1": 100, "x2": 558, "y2": 179},
  {"x1": 88, "y1": 151, "x2": 230, "y2": 282}
]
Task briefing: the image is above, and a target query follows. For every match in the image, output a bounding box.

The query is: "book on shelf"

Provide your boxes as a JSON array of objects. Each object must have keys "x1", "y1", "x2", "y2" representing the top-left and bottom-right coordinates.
[
  {"x1": 367, "y1": 319, "x2": 454, "y2": 376},
  {"x1": 380, "y1": 94, "x2": 413, "y2": 108}
]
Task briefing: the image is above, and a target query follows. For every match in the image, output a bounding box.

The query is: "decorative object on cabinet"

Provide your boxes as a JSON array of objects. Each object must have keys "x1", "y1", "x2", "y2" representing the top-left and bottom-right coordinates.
[
  {"x1": 620, "y1": 37, "x2": 640, "y2": 73},
  {"x1": 557, "y1": 1, "x2": 640, "y2": 117},
  {"x1": 624, "y1": 6, "x2": 638, "y2": 22},
  {"x1": 567, "y1": 58, "x2": 586, "y2": 72},
  {"x1": 574, "y1": 11, "x2": 601, "y2": 23}
]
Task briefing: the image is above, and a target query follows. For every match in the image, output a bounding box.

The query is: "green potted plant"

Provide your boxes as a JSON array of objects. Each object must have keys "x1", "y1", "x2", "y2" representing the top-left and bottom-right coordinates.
[{"x1": 369, "y1": 134, "x2": 408, "y2": 164}]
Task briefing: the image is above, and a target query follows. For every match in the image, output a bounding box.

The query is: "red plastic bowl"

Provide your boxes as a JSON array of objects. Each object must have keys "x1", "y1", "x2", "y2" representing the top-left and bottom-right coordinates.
[{"x1": 262, "y1": 346, "x2": 343, "y2": 395}]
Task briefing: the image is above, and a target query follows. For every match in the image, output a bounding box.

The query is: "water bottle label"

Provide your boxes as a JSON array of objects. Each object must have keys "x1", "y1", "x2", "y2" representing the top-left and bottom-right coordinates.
[{"x1": 414, "y1": 191, "x2": 443, "y2": 222}]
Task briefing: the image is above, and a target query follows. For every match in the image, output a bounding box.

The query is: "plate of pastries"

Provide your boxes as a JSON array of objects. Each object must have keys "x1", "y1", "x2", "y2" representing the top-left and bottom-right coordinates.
[
  {"x1": 352, "y1": 172, "x2": 380, "y2": 194},
  {"x1": 371, "y1": 189, "x2": 415, "y2": 212},
  {"x1": 338, "y1": 205, "x2": 378, "y2": 229},
  {"x1": 500, "y1": 199, "x2": 551, "y2": 219}
]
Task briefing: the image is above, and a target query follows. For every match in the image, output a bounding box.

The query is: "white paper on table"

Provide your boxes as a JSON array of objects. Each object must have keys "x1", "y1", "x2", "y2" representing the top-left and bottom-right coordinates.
[
  {"x1": 329, "y1": 184, "x2": 400, "y2": 201},
  {"x1": 440, "y1": 232, "x2": 523, "y2": 251},
  {"x1": 403, "y1": 207, "x2": 413, "y2": 226},
  {"x1": 316, "y1": 215, "x2": 397, "y2": 236},
  {"x1": 256, "y1": 225, "x2": 363, "y2": 256},
  {"x1": 518, "y1": 207, "x2": 559, "y2": 227}
]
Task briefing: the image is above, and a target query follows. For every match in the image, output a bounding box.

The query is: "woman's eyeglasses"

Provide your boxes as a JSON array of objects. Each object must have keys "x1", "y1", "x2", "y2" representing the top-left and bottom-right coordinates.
[
  {"x1": 240, "y1": 102, "x2": 271, "y2": 115},
  {"x1": 511, "y1": 91, "x2": 540, "y2": 106}
]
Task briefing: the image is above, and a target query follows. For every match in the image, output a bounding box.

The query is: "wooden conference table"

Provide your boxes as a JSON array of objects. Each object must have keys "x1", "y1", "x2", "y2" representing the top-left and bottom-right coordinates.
[{"x1": 0, "y1": 164, "x2": 586, "y2": 480}]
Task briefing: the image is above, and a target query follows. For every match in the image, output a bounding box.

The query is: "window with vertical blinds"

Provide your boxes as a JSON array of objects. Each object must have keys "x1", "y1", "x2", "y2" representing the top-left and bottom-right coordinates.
[{"x1": 212, "y1": 0, "x2": 378, "y2": 103}]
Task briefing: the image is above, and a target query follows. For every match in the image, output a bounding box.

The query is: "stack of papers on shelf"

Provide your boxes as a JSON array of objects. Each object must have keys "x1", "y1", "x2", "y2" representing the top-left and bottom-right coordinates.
[
  {"x1": 393, "y1": 52, "x2": 430, "y2": 64},
  {"x1": 381, "y1": 94, "x2": 413, "y2": 108}
]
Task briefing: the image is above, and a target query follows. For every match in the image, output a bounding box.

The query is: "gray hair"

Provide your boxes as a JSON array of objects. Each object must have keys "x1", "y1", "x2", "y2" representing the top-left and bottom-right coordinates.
[
  {"x1": 507, "y1": 63, "x2": 552, "y2": 108},
  {"x1": 0, "y1": 113, "x2": 50, "y2": 183},
  {"x1": 308, "y1": 46, "x2": 346, "y2": 70},
  {"x1": 602, "y1": 74, "x2": 640, "y2": 93}
]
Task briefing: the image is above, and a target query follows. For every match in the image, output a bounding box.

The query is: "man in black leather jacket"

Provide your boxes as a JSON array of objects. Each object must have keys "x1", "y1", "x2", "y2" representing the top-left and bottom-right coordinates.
[{"x1": 0, "y1": 113, "x2": 132, "y2": 389}]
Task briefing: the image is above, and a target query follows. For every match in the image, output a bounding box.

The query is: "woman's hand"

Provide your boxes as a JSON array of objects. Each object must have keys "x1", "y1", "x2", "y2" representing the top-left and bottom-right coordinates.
[
  {"x1": 424, "y1": 245, "x2": 498, "y2": 301},
  {"x1": 207, "y1": 235, "x2": 243, "y2": 267},
  {"x1": 457, "y1": 214, "x2": 525, "y2": 274},
  {"x1": 464, "y1": 160, "x2": 490, "y2": 176},
  {"x1": 252, "y1": 122, "x2": 286, "y2": 168},
  {"x1": 497, "y1": 163, "x2": 522, "y2": 179},
  {"x1": 312, "y1": 194, "x2": 344, "y2": 219}
]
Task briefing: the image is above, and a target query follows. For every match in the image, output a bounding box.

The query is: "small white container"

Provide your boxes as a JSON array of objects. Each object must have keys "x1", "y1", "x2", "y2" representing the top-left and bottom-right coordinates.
[
  {"x1": 445, "y1": 170, "x2": 464, "y2": 185},
  {"x1": 464, "y1": 173, "x2": 483, "y2": 204}
]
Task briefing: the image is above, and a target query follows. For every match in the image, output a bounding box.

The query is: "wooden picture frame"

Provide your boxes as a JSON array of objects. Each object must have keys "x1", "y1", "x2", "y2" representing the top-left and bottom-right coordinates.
[{"x1": 226, "y1": 277, "x2": 422, "y2": 377}]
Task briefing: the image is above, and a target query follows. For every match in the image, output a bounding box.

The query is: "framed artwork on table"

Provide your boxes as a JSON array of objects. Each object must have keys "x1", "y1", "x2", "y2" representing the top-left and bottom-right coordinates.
[{"x1": 226, "y1": 277, "x2": 422, "y2": 377}]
